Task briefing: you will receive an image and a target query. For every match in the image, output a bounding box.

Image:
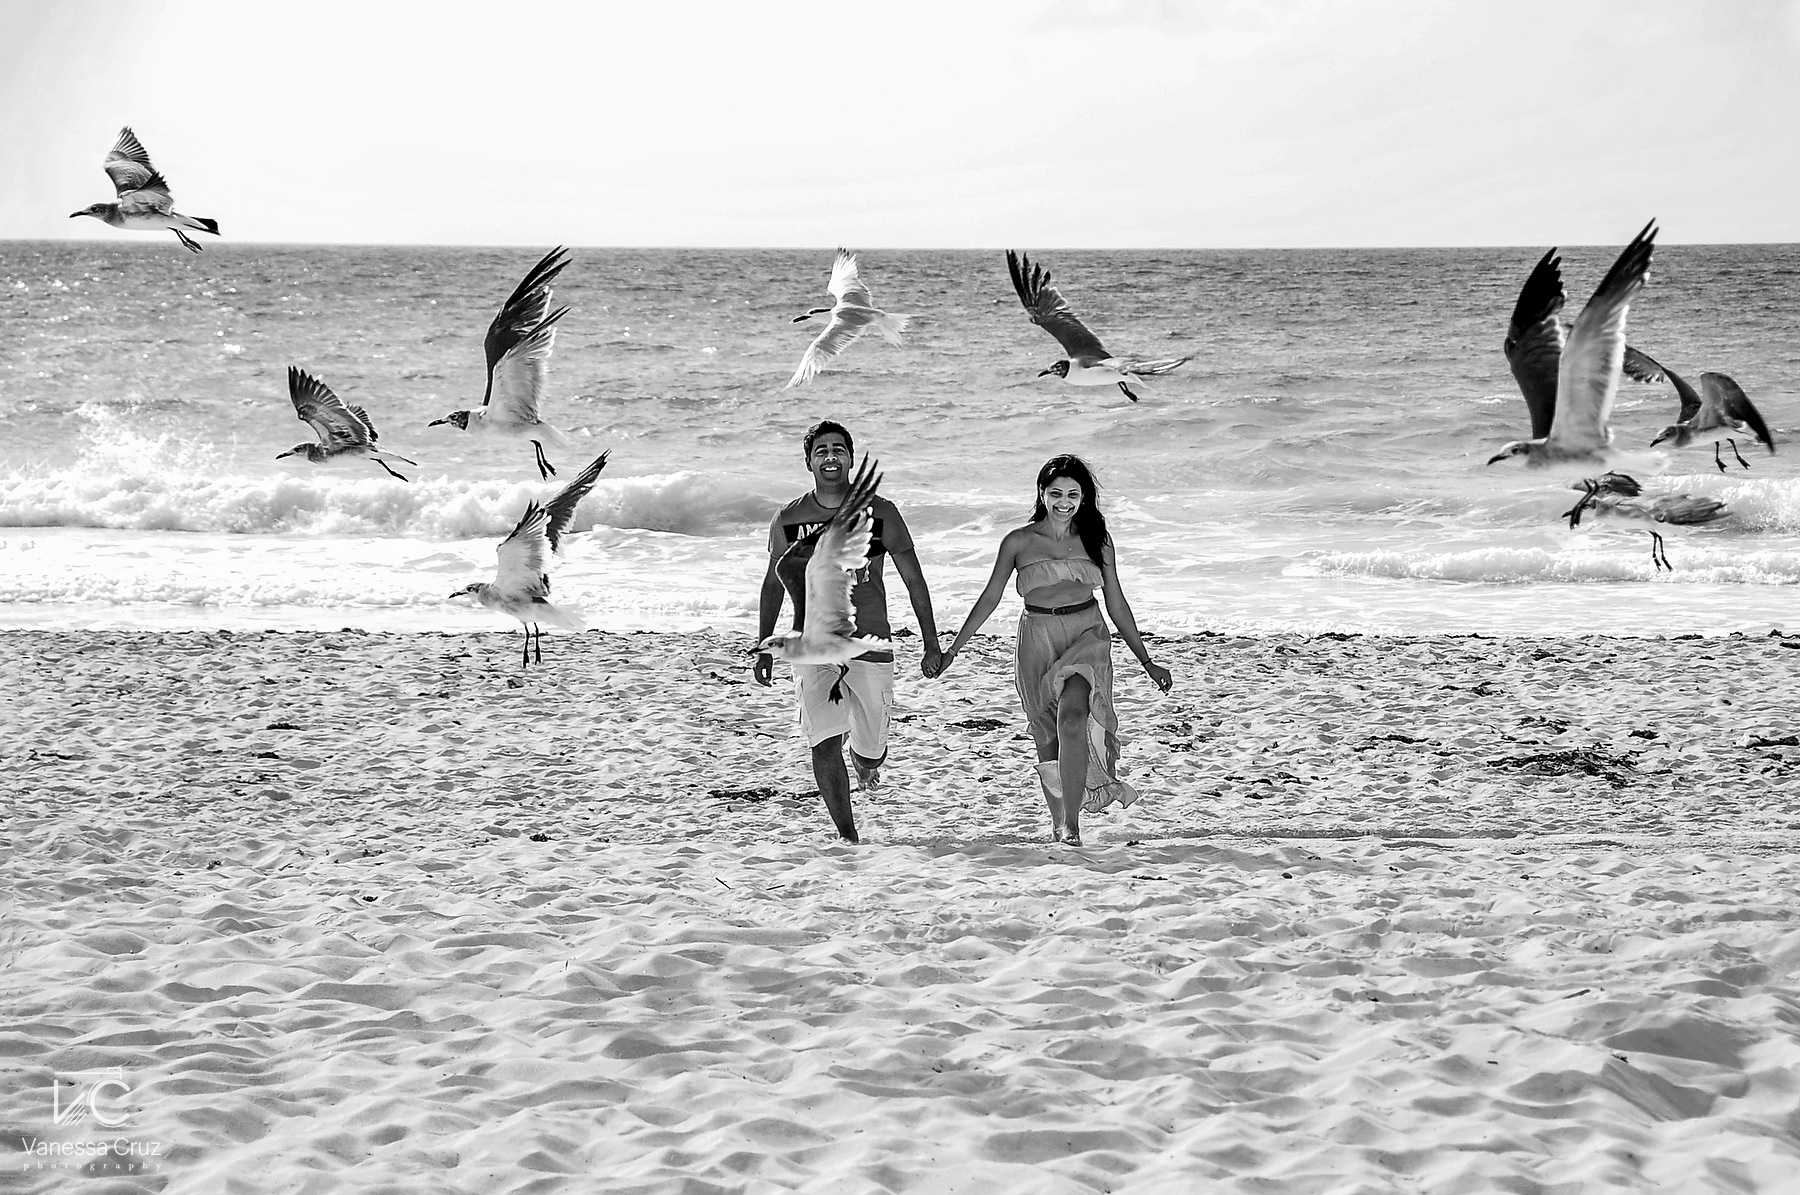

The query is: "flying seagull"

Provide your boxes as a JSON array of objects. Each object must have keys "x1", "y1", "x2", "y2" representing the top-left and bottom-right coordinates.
[
  {"x1": 1005, "y1": 250, "x2": 1189, "y2": 402},
  {"x1": 70, "y1": 127, "x2": 219, "y2": 253},
  {"x1": 1623, "y1": 349, "x2": 1776, "y2": 471},
  {"x1": 276, "y1": 366, "x2": 417, "y2": 481},
  {"x1": 756, "y1": 458, "x2": 888, "y2": 668},
  {"x1": 450, "y1": 451, "x2": 611, "y2": 667},
  {"x1": 430, "y1": 247, "x2": 576, "y2": 480},
  {"x1": 1562, "y1": 472, "x2": 1727, "y2": 572},
  {"x1": 784, "y1": 249, "x2": 908, "y2": 389},
  {"x1": 1489, "y1": 221, "x2": 1658, "y2": 469}
]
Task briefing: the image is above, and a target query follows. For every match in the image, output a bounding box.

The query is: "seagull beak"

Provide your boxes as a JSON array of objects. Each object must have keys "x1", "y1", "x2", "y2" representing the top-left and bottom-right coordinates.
[
  {"x1": 1485, "y1": 451, "x2": 1508, "y2": 466},
  {"x1": 427, "y1": 417, "x2": 447, "y2": 427},
  {"x1": 68, "y1": 211, "x2": 84, "y2": 219},
  {"x1": 1037, "y1": 368, "x2": 1054, "y2": 378},
  {"x1": 274, "y1": 450, "x2": 294, "y2": 460},
  {"x1": 790, "y1": 313, "x2": 812, "y2": 324}
]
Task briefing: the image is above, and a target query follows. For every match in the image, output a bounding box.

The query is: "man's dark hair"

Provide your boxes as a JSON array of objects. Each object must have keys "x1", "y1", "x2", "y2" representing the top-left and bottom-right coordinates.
[{"x1": 803, "y1": 419, "x2": 854, "y2": 462}]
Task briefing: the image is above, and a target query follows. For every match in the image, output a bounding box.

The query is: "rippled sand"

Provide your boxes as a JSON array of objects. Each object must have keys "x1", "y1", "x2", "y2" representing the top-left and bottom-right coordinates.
[{"x1": 5, "y1": 628, "x2": 1800, "y2": 1192}]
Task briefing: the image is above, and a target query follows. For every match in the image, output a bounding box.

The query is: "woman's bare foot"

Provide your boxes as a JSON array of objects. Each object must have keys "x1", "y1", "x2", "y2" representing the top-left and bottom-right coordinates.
[
  {"x1": 1063, "y1": 831, "x2": 1083, "y2": 847},
  {"x1": 1051, "y1": 823, "x2": 1067, "y2": 843}
]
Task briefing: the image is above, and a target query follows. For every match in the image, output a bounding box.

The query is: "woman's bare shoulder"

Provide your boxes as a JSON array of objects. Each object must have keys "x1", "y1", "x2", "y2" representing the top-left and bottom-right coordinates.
[{"x1": 998, "y1": 523, "x2": 1049, "y2": 554}]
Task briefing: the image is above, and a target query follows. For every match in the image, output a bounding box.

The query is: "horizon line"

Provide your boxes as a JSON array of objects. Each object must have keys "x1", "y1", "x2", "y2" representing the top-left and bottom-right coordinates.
[{"x1": 8, "y1": 236, "x2": 1800, "y2": 253}]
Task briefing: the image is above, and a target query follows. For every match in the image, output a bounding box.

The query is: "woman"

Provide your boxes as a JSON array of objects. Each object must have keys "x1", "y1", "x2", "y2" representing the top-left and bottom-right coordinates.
[{"x1": 938, "y1": 455, "x2": 1173, "y2": 845}]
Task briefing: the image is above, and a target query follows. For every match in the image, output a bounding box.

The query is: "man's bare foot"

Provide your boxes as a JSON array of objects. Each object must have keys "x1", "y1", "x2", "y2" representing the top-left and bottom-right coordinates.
[
  {"x1": 853, "y1": 761, "x2": 881, "y2": 791},
  {"x1": 1051, "y1": 823, "x2": 1067, "y2": 843},
  {"x1": 1064, "y1": 830, "x2": 1083, "y2": 847}
]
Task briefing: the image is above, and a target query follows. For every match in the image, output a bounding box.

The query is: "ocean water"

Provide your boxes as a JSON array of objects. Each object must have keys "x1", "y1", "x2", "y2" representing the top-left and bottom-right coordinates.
[{"x1": 3, "y1": 240, "x2": 1798, "y2": 638}]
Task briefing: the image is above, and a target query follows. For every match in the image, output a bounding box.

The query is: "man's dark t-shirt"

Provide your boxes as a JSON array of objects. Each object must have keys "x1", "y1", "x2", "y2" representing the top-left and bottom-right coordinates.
[{"x1": 767, "y1": 492, "x2": 913, "y2": 664}]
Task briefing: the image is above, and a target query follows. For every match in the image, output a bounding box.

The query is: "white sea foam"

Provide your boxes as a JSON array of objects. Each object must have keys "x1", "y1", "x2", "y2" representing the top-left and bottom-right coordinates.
[{"x1": 0, "y1": 465, "x2": 780, "y2": 538}]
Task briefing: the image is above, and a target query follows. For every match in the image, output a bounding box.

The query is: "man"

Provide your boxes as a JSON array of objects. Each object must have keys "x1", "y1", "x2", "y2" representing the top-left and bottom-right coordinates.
[{"x1": 753, "y1": 420, "x2": 942, "y2": 843}]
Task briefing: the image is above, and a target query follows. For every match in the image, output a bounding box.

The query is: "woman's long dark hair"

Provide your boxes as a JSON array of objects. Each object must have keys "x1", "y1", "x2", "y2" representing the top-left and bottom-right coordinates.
[{"x1": 1029, "y1": 454, "x2": 1108, "y2": 566}]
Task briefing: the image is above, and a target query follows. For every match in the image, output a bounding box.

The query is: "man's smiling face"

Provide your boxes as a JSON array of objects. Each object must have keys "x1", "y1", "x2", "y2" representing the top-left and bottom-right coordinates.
[{"x1": 808, "y1": 432, "x2": 853, "y2": 489}]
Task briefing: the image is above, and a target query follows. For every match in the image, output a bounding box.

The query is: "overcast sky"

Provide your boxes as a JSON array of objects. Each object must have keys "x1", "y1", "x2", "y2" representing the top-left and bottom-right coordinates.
[{"x1": 4, "y1": 0, "x2": 1798, "y2": 248}]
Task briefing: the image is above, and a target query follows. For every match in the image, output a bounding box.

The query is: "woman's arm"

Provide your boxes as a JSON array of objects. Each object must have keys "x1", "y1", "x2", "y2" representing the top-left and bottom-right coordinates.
[
  {"x1": 937, "y1": 530, "x2": 1023, "y2": 677},
  {"x1": 1100, "y1": 537, "x2": 1173, "y2": 693}
]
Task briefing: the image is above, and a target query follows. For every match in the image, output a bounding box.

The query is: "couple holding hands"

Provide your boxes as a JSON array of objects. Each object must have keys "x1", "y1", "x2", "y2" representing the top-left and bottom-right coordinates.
[{"x1": 752, "y1": 420, "x2": 1174, "y2": 846}]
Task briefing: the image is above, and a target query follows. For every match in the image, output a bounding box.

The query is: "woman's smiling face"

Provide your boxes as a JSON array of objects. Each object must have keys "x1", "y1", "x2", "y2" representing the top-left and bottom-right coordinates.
[{"x1": 1042, "y1": 477, "x2": 1082, "y2": 520}]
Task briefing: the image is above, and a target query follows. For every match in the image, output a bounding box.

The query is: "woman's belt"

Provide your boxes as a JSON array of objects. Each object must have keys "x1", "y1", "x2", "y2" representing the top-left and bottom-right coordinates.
[{"x1": 1023, "y1": 596, "x2": 1098, "y2": 617}]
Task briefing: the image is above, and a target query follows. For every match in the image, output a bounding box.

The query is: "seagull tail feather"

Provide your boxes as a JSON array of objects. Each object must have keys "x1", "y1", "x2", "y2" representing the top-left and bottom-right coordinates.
[
  {"x1": 534, "y1": 601, "x2": 585, "y2": 632},
  {"x1": 179, "y1": 215, "x2": 220, "y2": 235},
  {"x1": 871, "y1": 311, "x2": 909, "y2": 346},
  {"x1": 1129, "y1": 356, "x2": 1192, "y2": 377},
  {"x1": 533, "y1": 422, "x2": 576, "y2": 449}
]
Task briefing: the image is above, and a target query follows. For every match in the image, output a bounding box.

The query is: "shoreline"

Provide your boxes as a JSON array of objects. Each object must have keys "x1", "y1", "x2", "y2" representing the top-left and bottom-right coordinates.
[{"x1": 7, "y1": 628, "x2": 1800, "y2": 1190}]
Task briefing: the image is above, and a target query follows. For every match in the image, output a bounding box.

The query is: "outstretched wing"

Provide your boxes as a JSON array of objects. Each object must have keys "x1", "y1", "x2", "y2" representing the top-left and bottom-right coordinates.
[
  {"x1": 1006, "y1": 250, "x2": 1111, "y2": 361},
  {"x1": 800, "y1": 459, "x2": 882, "y2": 640},
  {"x1": 345, "y1": 404, "x2": 380, "y2": 443},
  {"x1": 287, "y1": 366, "x2": 374, "y2": 449},
  {"x1": 1503, "y1": 248, "x2": 1565, "y2": 441},
  {"x1": 103, "y1": 127, "x2": 174, "y2": 208},
  {"x1": 494, "y1": 502, "x2": 553, "y2": 599},
  {"x1": 484, "y1": 247, "x2": 572, "y2": 418},
  {"x1": 826, "y1": 248, "x2": 874, "y2": 307},
  {"x1": 784, "y1": 316, "x2": 868, "y2": 389},
  {"x1": 1700, "y1": 372, "x2": 1775, "y2": 451},
  {"x1": 542, "y1": 451, "x2": 611, "y2": 552},
  {"x1": 1622, "y1": 346, "x2": 1701, "y2": 423},
  {"x1": 1546, "y1": 221, "x2": 1657, "y2": 454}
]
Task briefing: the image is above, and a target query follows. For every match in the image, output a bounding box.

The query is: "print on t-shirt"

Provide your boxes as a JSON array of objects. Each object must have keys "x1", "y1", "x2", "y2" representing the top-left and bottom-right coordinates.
[{"x1": 767, "y1": 492, "x2": 913, "y2": 657}]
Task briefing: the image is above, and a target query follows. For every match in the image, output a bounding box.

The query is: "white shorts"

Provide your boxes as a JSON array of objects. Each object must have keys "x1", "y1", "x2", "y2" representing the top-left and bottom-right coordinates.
[{"x1": 795, "y1": 660, "x2": 893, "y2": 759}]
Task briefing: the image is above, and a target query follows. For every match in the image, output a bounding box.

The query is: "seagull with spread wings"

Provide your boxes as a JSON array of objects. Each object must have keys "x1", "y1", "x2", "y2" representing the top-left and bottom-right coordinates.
[
  {"x1": 1489, "y1": 221, "x2": 1658, "y2": 469},
  {"x1": 275, "y1": 366, "x2": 417, "y2": 481},
  {"x1": 784, "y1": 249, "x2": 908, "y2": 389},
  {"x1": 1622, "y1": 348, "x2": 1776, "y2": 471},
  {"x1": 756, "y1": 458, "x2": 889, "y2": 668},
  {"x1": 1561, "y1": 471, "x2": 1728, "y2": 572},
  {"x1": 450, "y1": 451, "x2": 611, "y2": 667},
  {"x1": 430, "y1": 247, "x2": 577, "y2": 480},
  {"x1": 1005, "y1": 250, "x2": 1189, "y2": 402},
  {"x1": 70, "y1": 128, "x2": 219, "y2": 253}
]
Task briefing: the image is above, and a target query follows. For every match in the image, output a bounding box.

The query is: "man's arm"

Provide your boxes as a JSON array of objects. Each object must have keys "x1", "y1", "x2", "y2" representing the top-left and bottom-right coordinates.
[
  {"x1": 754, "y1": 553, "x2": 786, "y2": 687},
  {"x1": 887, "y1": 547, "x2": 943, "y2": 678}
]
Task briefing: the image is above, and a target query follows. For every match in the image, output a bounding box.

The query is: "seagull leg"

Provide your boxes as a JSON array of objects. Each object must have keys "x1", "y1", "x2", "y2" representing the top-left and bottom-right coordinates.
[
  {"x1": 172, "y1": 228, "x2": 202, "y2": 254},
  {"x1": 533, "y1": 624, "x2": 544, "y2": 665},
  {"x1": 521, "y1": 625, "x2": 531, "y2": 668},
  {"x1": 1649, "y1": 530, "x2": 1672, "y2": 572},
  {"x1": 531, "y1": 440, "x2": 557, "y2": 480},
  {"x1": 1714, "y1": 443, "x2": 1727, "y2": 472},
  {"x1": 1730, "y1": 439, "x2": 1751, "y2": 469},
  {"x1": 376, "y1": 458, "x2": 411, "y2": 482},
  {"x1": 1117, "y1": 381, "x2": 1141, "y2": 403}
]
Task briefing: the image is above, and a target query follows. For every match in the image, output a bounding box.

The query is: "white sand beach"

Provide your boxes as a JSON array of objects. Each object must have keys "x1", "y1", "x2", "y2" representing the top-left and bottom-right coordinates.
[{"x1": 6, "y1": 628, "x2": 1800, "y2": 1192}]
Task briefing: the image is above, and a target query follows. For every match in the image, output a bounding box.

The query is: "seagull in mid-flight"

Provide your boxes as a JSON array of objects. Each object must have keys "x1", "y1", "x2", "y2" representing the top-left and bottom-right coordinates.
[
  {"x1": 450, "y1": 451, "x2": 611, "y2": 667},
  {"x1": 757, "y1": 458, "x2": 889, "y2": 668},
  {"x1": 1005, "y1": 250, "x2": 1190, "y2": 402},
  {"x1": 1488, "y1": 221, "x2": 1658, "y2": 470},
  {"x1": 1562, "y1": 472, "x2": 1728, "y2": 573},
  {"x1": 276, "y1": 366, "x2": 417, "y2": 481},
  {"x1": 70, "y1": 128, "x2": 219, "y2": 253},
  {"x1": 430, "y1": 247, "x2": 576, "y2": 481},
  {"x1": 784, "y1": 249, "x2": 908, "y2": 390},
  {"x1": 1622, "y1": 348, "x2": 1776, "y2": 471}
]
